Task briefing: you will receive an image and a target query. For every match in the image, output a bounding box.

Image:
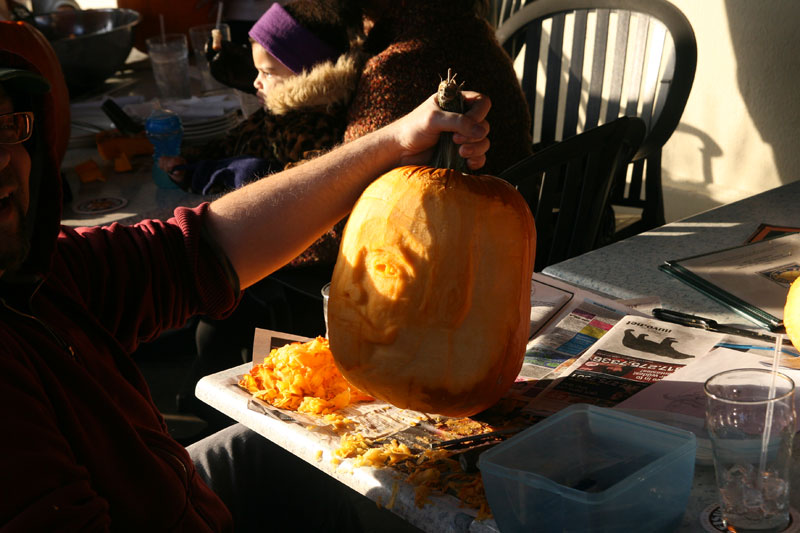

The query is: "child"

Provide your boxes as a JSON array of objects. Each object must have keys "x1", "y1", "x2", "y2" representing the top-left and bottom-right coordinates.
[
  {"x1": 164, "y1": 0, "x2": 366, "y2": 419},
  {"x1": 160, "y1": 0, "x2": 363, "y2": 204}
]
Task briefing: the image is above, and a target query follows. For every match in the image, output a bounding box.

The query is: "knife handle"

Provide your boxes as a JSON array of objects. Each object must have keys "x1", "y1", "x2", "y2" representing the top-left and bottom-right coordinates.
[{"x1": 653, "y1": 308, "x2": 716, "y2": 329}]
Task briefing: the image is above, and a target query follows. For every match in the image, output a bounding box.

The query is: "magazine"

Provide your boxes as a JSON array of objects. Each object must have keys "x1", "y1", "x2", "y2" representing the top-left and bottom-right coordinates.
[{"x1": 660, "y1": 232, "x2": 800, "y2": 331}]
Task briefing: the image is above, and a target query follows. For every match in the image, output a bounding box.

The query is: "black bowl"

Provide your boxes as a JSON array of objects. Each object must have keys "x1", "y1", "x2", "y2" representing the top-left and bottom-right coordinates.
[{"x1": 31, "y1": 8, "x2": 141, "y2": 97}]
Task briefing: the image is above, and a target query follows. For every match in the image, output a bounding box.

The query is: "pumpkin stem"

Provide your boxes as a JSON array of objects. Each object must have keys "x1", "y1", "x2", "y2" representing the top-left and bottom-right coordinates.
[{"x1": 430, "y1": 68, "x2": 469, "y2": 173}]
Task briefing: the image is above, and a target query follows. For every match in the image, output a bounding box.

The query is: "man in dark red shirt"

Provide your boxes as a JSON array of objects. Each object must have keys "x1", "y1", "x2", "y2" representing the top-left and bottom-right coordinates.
[{"x1": 0, "y1": 22, "x2": 490, "y2": 531}]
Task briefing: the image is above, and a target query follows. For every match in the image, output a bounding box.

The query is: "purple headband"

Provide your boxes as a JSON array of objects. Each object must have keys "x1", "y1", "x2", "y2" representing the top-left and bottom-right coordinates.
[{"x1": 248, "y1": 3, "x2": 339, "y2": 74}]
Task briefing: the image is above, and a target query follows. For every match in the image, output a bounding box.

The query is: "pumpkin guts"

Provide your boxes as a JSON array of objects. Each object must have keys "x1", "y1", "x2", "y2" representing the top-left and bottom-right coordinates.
[{"x1": 239, "y1": 337, "x2": 373, "y2": 415}]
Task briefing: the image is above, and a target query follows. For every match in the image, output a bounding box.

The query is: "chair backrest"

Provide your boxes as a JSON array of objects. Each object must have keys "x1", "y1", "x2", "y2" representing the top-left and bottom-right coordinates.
[
  {"x1": 489, "y1": 0, "x2": 531, "y2": 28},
  {"x1": 496, "y1": 0, "x2": 696, "y2": 238},
  {"x1": 500, "y1": 117, "x2": 646, "y2": 271}
]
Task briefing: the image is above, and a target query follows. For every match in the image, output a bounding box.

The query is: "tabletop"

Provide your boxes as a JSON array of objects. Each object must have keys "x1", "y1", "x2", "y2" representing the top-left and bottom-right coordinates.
[
  {"x1": 58, "y1": 51, "x2": 253, "y2": 227},
  {"x1": 192, "y1": 346, "x2": 738, "y2": 532},
  {"x1": 543, "y1": 180, "x2": 800, "y2": 327},
  {"x1": 60, "y1": 147, "x2": 206, "y2": 227}
]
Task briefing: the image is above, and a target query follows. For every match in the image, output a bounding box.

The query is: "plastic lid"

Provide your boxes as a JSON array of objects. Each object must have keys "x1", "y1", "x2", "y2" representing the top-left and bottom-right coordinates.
[{"x1": 145, "y1": 108, "x2": 182, "y2": 134}]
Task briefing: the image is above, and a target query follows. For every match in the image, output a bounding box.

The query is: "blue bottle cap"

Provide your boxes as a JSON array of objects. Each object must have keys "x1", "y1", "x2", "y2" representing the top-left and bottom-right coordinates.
[{"x1": 145, "y1": 108, "x2": 183, "y2": 134}]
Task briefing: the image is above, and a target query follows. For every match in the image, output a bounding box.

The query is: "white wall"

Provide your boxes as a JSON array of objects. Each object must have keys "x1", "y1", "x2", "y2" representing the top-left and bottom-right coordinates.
[{"x1": 661, "y1": 0, "x2": 800, "y2": 221}]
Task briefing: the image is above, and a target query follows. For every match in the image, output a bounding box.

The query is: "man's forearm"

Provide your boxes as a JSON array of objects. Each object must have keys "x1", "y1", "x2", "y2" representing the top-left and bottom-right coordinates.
[
  {"x1": 204, "y1": 92, "x2": 491, "y2": 289},
  {"x1": 205, "y1": 125, "x2": 398, "y2": 288}
]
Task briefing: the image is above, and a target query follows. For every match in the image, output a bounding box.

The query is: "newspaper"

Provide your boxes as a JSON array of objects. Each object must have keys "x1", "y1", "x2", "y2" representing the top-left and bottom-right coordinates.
[
  {"x1": 520, "y1": 273, "x2": 650, "y2": 381},
  {"x1": 518, "y1": 316, "x2": 725, "y2": 418},
  {"x1": 242, "y1": 275, "x2": 722, "y2": 445},
  {"x1": 610, "y1": 345, "x2": 800, "y2": 463},
  {"x1": 615, "y1": 345, "x2": 800, "y2": 421}
]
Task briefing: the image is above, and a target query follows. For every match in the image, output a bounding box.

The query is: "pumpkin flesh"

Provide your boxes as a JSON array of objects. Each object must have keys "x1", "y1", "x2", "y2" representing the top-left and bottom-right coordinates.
[
  {"x1": 785, "y1": 278, "x2": 800, "y2": 351},
  {"x1": 328, "y1": 165, "x2": 535, "y2": 417}
]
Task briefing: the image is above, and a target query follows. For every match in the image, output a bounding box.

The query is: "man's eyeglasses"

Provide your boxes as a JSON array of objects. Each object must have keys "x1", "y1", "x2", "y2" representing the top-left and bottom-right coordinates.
[{"x1": 0, "y1": 112, "x2": 34, "y2": 145}]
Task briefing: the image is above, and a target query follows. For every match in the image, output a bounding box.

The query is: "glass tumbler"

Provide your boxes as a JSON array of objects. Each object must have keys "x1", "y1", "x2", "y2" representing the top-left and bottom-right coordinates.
[
  {"x1": 188, "y1": 23, "x2": 231, "y2": 92},
  {"x1": 705, "y1": 368, "x2": 796, "y2": 532},
  {"x1": 146, "y1": 34, "x2": 192, "y2": 100}
]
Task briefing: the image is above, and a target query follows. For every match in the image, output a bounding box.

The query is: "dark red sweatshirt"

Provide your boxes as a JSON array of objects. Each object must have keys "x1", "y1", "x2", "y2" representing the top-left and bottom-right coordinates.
[{"x1": 0, "y1": 22, "x2": 238, "y2": 531}]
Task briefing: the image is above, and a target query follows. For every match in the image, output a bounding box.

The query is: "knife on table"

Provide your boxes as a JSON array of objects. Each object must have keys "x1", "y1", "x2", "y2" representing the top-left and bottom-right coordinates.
[{"x1": 652, "y1": 308, "x2": 793, "y2": 345}]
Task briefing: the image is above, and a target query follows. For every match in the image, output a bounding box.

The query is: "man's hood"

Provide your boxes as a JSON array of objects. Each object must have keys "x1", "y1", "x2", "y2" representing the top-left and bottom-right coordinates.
[{"x1": 0, "y1": 21, "x2": 70, "y2": 278}]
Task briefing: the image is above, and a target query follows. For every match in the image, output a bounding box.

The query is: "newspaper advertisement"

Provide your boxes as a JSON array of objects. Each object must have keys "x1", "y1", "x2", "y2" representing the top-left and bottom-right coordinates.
[{"x1": 518, "y1": 315, "x2": 726, "y2": 418}]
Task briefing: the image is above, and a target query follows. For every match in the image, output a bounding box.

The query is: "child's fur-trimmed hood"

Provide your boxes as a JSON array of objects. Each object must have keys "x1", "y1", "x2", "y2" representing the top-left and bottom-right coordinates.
[{"x1": 265, "y1": 50, "x2": 364, "y2": 116}]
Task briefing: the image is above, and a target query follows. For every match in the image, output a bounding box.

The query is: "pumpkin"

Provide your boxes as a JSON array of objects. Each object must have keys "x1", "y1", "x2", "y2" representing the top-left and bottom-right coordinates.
[
  {"x1": 327, "y1": 72, "x2": 536, "y2": 417},
  {"x1": 784, "y1": 277, "x2": 800, "y2": 351}
]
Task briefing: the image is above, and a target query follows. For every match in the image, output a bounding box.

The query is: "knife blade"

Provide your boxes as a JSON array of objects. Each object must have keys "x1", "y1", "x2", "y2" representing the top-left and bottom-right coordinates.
[{"x1": 652, "y1": 308, "x2": 792, "y2": 345}]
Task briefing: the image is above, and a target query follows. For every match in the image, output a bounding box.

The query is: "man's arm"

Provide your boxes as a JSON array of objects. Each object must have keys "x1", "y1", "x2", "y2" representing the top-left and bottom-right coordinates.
[{"x1": 205, "y1": 92, "x2": 491, "y2": 289}]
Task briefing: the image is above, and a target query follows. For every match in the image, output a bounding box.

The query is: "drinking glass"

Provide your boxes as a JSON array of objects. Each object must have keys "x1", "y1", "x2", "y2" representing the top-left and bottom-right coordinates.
[
  {"x1": 188, "y1": 23, "x2": 231, "y2": 92},
  {"x1": 146, "y1": 34, "x2": 192, "y2": 100},
  {"x1": 321, "y1": 282, "x2": 331, "y2": 337},
  {"x1": 705, "y1": 368, "x2": 796, "y2": 532}
]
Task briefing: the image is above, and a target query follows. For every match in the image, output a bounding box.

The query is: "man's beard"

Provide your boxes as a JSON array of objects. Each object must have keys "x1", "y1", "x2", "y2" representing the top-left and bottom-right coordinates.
[{"x1": 0, "y1": 199, "x2": 30, "y2": 273}]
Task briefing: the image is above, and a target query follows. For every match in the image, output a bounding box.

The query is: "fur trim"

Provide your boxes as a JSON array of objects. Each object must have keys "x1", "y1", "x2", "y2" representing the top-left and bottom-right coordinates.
[{"x1": 266, "y1": 50, "x2": 366, "y2": 115}]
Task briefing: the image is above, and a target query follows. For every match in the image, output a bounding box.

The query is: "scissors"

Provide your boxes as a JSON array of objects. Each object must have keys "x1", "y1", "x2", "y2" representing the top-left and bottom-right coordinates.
[{"x1": 652, "y1": 308, "x2": 793, "y2": 345}]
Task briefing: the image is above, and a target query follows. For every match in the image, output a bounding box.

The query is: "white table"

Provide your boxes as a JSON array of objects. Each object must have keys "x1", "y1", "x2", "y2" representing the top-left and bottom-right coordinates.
[{"x1": 60, "y1": 57, "x2": 239, "y2": 228}]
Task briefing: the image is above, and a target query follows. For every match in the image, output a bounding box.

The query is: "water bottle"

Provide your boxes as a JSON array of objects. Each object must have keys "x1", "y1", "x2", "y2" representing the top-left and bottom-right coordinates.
[{"x1": 145, "y1": 107, "x2": 183, "y2": 189}]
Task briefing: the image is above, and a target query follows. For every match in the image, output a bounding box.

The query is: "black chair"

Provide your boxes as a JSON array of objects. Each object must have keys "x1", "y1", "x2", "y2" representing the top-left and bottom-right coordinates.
[
  {"x1": 500, "y1": 117, "x2": 646, "y2": 271},
  {"x1": 496, "y1": 0, "x2": 697, "y2": 241}
]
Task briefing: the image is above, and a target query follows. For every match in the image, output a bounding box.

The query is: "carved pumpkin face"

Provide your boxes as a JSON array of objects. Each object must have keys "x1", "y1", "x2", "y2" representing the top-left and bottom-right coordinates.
[{"x1": 328, "y1": 165, "x2": 536, "y2": 417}]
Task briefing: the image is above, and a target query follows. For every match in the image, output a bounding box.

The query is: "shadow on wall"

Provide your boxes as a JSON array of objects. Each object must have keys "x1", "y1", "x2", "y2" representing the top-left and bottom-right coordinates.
[
  {"x1": 725, "y1": 1, "x2": 800, "y2": 185},
  {"x1": 672, "y1": 122, "x2": 723, "y2": 187},
  {"x1": 661, "y1": 123, "x2": 722, "y2": 221}
]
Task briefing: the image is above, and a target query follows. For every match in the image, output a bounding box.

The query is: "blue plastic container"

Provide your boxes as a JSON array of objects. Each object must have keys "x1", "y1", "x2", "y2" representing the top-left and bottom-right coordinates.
[
  {"x1": 478, "y1": 404, "x2": 697, "y2": 533},
  {"x1": 145, "y1": 108, "x2": 183, "y2": 189}
]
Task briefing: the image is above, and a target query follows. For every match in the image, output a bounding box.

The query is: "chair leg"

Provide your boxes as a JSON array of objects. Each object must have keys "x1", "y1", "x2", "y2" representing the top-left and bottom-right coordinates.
[{"x1": 641, "y1": 150, "x2": 665, "y2": 230}]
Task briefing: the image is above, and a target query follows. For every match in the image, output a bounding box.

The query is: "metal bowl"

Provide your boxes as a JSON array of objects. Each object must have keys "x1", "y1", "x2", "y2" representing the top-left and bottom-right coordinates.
[{"x1": 31, "y1": 8, "x2": 141, "y2": 97}]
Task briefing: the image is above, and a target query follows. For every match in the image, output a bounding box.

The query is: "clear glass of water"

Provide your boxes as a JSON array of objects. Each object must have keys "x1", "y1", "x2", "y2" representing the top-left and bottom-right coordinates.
[
  {"x1": 188, "y1": 23, "x2": 231, "y2": 92},
  {"x1": 146, "y1": 34, "x2": 192, "y2": 101},
  {"x1": 705, "y1": 368, "x2": 796, "y2": 532}
]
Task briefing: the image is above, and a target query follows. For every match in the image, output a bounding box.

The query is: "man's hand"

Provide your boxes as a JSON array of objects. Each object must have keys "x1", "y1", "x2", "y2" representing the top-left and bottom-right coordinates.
[
  {"x1": 158, "y1": 155, "x2": 186, "y2": 174},
  {"x1": 390, "y1": 91, "x2": 491, "y2": 170},
  {"x1": 157, "y1": 155, "x2": 189, "y2": 189}
]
